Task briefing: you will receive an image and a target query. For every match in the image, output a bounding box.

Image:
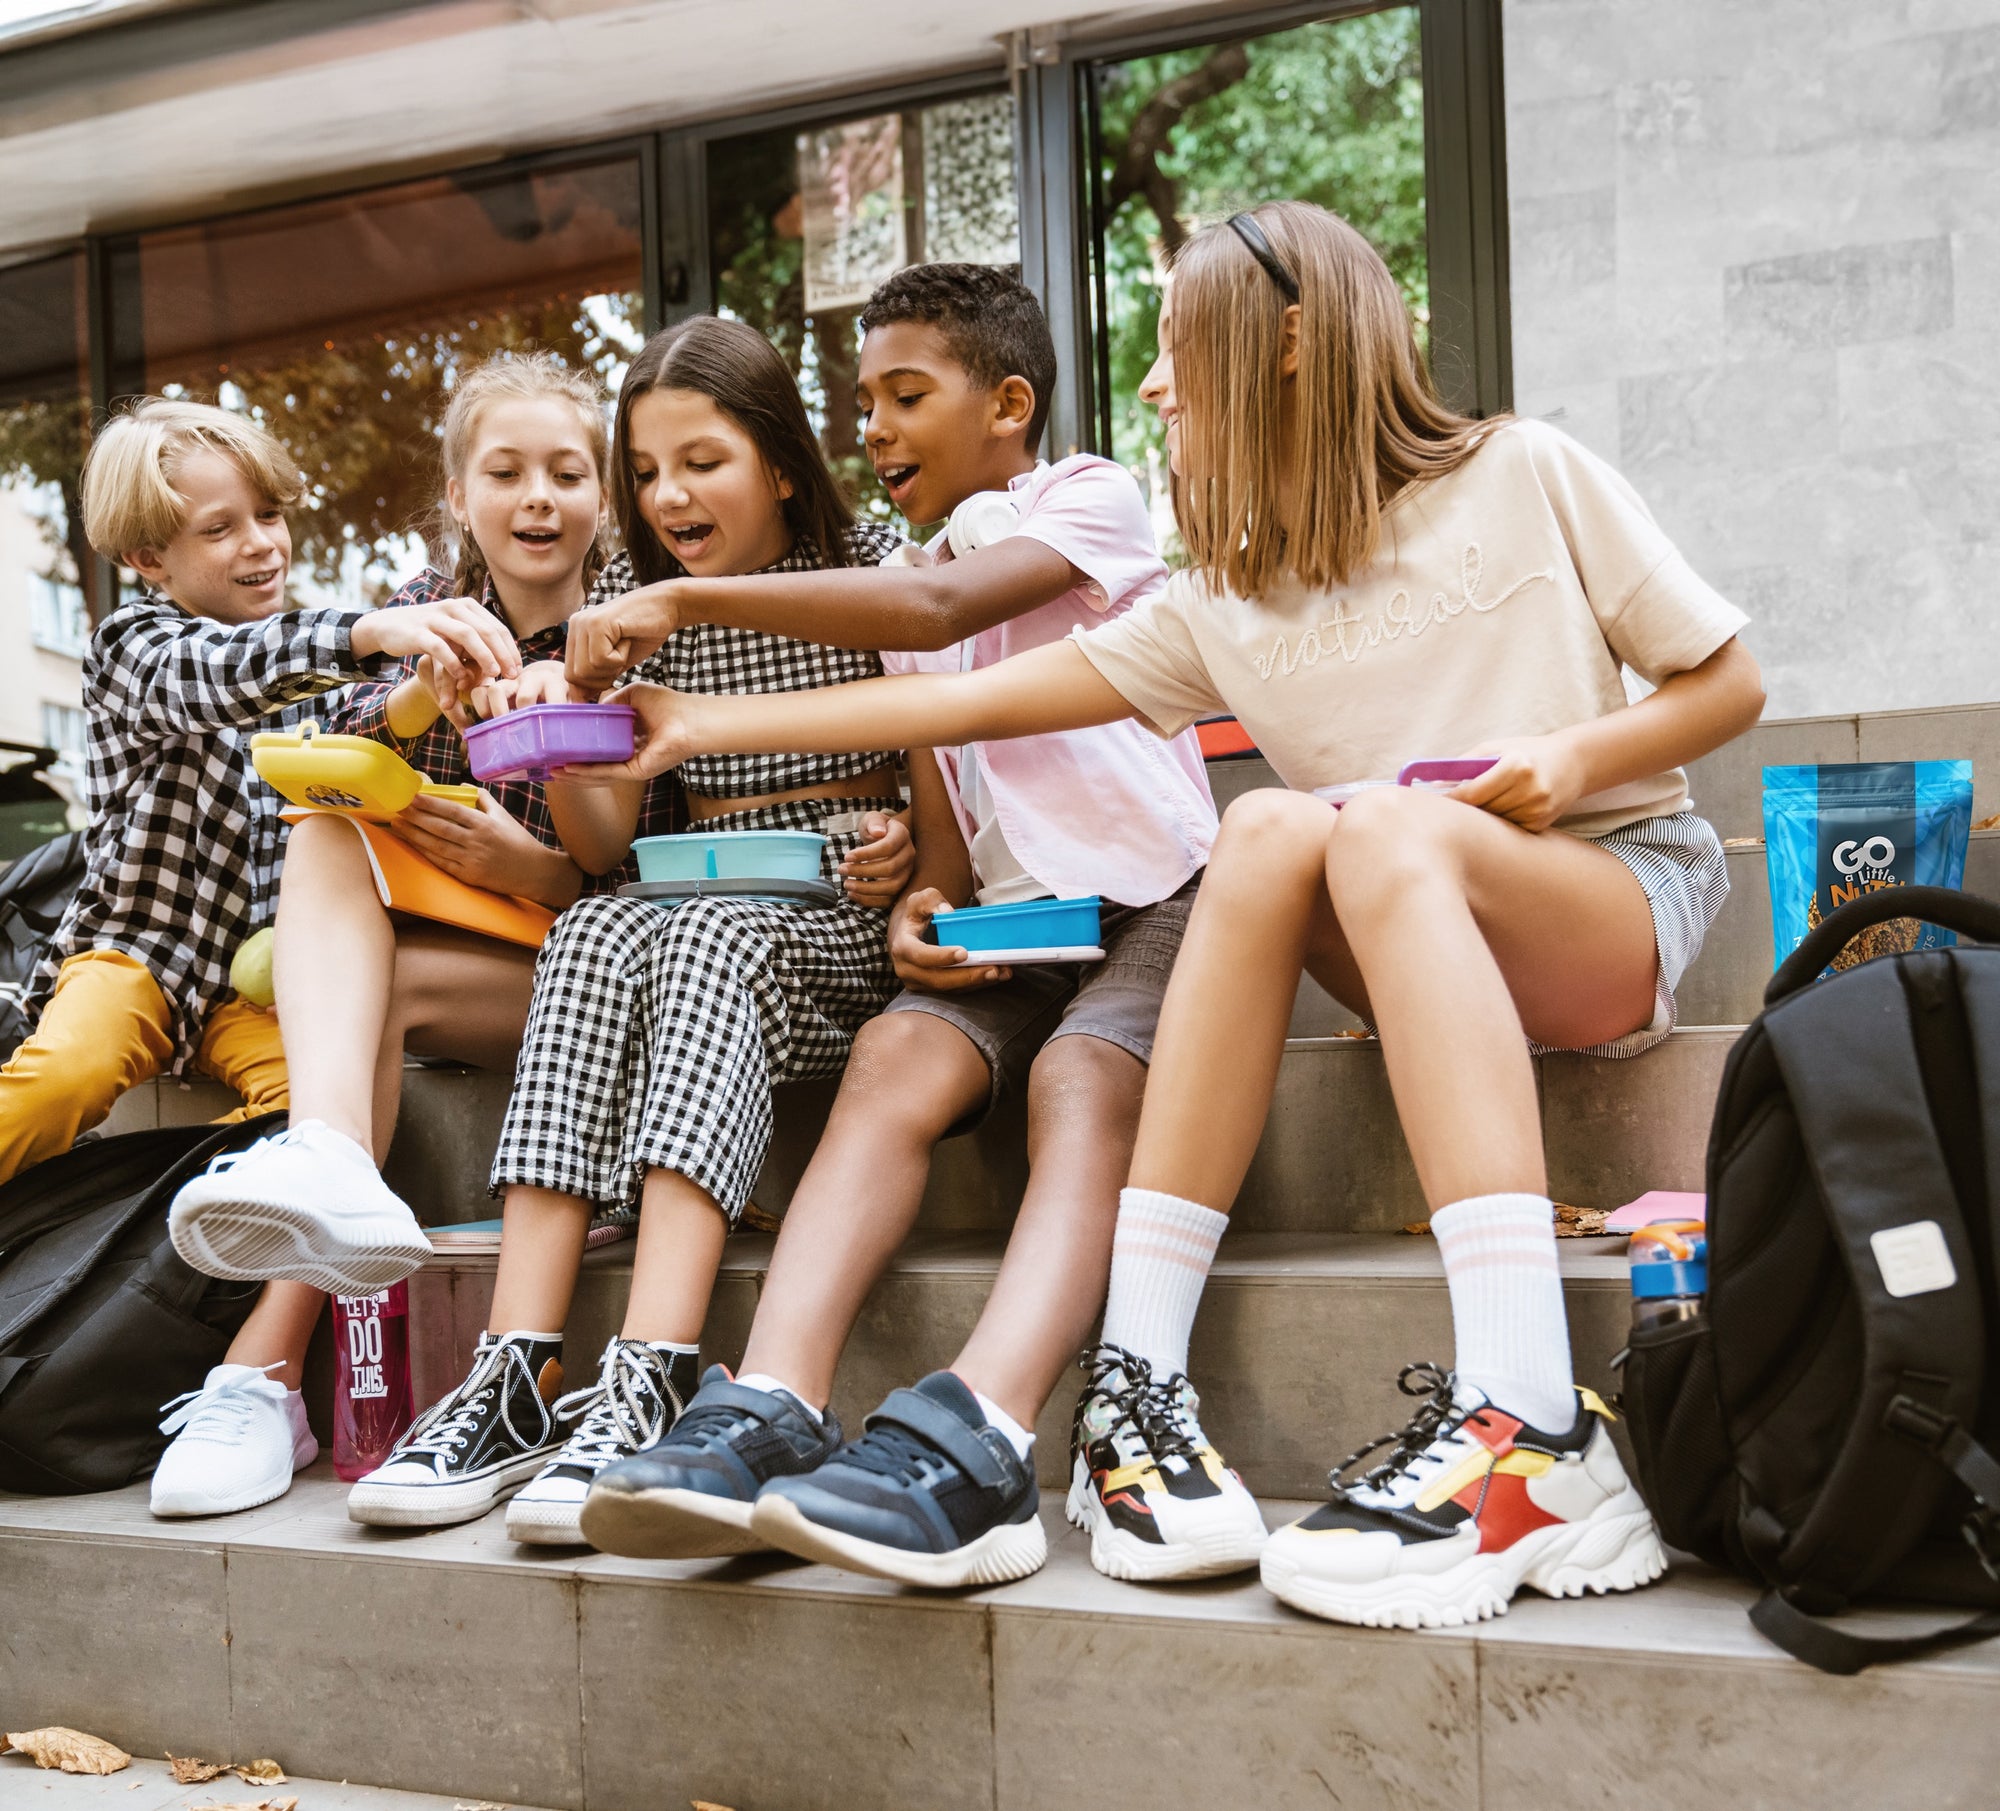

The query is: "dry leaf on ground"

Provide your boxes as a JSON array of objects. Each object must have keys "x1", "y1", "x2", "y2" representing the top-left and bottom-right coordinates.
[
  {"x1": 233, "y1": 1759, "x2": 288, "y2": 1784},
  {"x1": 188, "y1": 1798, "x2": 296, "y2": 1811},
  {"x1": 453, "y1": 1802, "x2": 509, "y2": 1810},
  {"x1": 1552, "y1": 1202, "x2": 1611, "y2": 1237},
  {"x1": 169, "y1": 1753, "x2": 230, "y2": 1783},
  {"x1": 1974, "y1": 812, "x2": 2000, "y2": 833},
  {"x1": 3, "y1": 1727, "x2": 132, "y2": 1773},
  {"x1": 692, "y1": 1800, "x2": 741, "y2": 1810}
]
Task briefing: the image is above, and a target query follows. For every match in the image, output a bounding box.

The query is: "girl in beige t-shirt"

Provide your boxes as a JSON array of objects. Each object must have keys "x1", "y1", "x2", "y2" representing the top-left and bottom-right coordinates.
[{"x1": 582, "y1": 203, "x2": 1766, "y2": 1628}]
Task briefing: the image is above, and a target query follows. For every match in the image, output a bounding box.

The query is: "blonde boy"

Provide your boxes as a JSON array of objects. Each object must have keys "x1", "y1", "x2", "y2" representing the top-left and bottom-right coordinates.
[{"x1": 1, "y1": 397, "x2": 515, "y2": 1185}]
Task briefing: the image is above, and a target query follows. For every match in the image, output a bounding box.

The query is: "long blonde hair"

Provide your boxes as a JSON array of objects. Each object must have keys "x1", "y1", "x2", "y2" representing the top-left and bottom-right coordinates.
[
  {"x1": 435, "y1": 350, "x2": 610, "y2": 599},
  {"x1": 1170, "y1": 200, "x2": 1498, "y2": 600}
]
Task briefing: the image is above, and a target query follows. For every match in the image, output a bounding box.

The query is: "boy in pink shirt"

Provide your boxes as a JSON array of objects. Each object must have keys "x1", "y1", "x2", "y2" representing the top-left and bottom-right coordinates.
[{"x1": 562, "y1": 265, "x2": 1219, "y2": 1586}]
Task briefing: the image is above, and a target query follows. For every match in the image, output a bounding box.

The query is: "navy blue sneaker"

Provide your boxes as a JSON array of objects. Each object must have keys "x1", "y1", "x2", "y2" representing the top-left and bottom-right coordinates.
[
  {"x1": 750, "y1": 1371, "x2": 1045, "y2": 1587},
  {"x1": 577, "y1": 1366, "x2": 841, "y2": 1559}
]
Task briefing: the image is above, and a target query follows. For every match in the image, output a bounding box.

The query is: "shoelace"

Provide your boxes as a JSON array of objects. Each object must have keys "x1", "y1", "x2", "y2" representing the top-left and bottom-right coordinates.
[
  {"x1": 396, "y1": 1338, "x2": 548, "y2": 1462},
  {"x1": 548, "y1": 1342, "x2": 678, "y2": 1469},
  {"x1": 1078, "y1": 1344, "x2": 1200, "y2": 1465},
  {"x1": 158, "y1": 1361, "x2": 286, "y2": 1439},
  {"x1": 836, "y1": 1418, "x2": 948, "y2": 1484},
  {"x1": 197, "y1": 1120, "x2": 327, "y2": 1178},
  {"x1": 1326, "y1": 1361, "x2": 1492, "y2": 1500}
]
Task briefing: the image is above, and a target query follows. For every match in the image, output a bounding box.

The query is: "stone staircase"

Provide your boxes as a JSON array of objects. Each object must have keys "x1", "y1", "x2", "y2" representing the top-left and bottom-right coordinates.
[{"x1": 7, "y1": 704, "x2": 2000, "y2": 1809}]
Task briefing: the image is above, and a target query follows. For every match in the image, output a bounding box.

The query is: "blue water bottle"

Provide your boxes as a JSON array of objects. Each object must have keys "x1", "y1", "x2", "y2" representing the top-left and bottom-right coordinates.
[{"x1": 1628, "y1": 1222, "x2": 1707, "y2": 1333}]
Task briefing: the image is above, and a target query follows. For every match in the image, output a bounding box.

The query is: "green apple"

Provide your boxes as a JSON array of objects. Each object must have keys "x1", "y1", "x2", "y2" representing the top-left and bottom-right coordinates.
[{"x1": 230, "y1": 927, "x2": 276, "y2": 1007}]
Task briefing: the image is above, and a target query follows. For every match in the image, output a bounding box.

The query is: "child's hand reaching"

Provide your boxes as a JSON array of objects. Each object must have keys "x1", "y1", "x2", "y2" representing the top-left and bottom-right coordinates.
[
  {"x1": 889, "y1": 888, "x2": 1011, "y2": 993},
  {"x1": 564, "y1": 582, "x2": 681, "y2": 690},
  {"x1": 840, "y1": 811, "x2": 915, "y2": 906},
  {"x1": 1449, "y1": 733, "x2": 1590, "y2": 832},
  {"x1": 558, "y1": 682, "x2": 692, "y2": 782},
  {"x1": 355, "y1": 596, "x2": 520, "y2": 692},
  {"x1": 464, "y1": 659, "x2": 573, "y2": 722}
]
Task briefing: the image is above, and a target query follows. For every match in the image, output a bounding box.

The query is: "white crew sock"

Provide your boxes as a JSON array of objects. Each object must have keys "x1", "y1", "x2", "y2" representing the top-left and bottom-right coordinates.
[
  {"x1": 1430, "y1": 1192, "x2": 1576, "y2": 1432},
  {"x1": 973, "y1": 1390, "x2": 1035, "y2": 1461},
  {"x1": 736, "y1": 1371, "x2": 822, "y2": 1423},
  {"x1": 1098, "y1": 1187, "x2": 1229, "y2": 1379}
]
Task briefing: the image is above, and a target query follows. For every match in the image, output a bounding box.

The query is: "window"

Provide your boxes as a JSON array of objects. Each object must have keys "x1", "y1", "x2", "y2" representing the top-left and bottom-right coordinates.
[
  {"x1": 708, "y1": 89, "x2": 1021, "y2": 526},
  {"x1": 106, "y1": 152, "x2": 647, "y2": 605},
  {"x1": 0, "y1": 250, "x2": 95, "y2": 632},
  {"x1": 1083, "y1": 8, "x2": 1429, "y2": 506},
  {"x1": 30, "y1": 571, "x2": 87, "y2": 658},
  {"x1": 40, "y1": 701, "x2": 85, "y2": 764}
]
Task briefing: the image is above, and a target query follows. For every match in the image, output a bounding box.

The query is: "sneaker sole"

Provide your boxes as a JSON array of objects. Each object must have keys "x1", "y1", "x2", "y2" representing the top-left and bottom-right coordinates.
[
  {"x1": 751, "y1": 1492, "x2": 1048, "y2": 1589},
  {"x1": 1064, "y1": 1467, "x2": 1266, "y2": 1582},
  {"x1": 151, "y1": 1467, "x2": 296, "y2": 1519},
  {"x1": 506, "y1": 1496, "x2": 589, "y2": 1546},
  {"x1": 347, "y1": 1453, "x2": 551, "y2": 1528},
  {"x1": 1260, "y1": 1500, "x2": 1668, "y2": 1630},
  {"x1": 170, "y1": 1189, "x2": 431, "y2": 1296},
  {"x1": 578, "y1": 1484, "x2": 769, "y2": 1560}
]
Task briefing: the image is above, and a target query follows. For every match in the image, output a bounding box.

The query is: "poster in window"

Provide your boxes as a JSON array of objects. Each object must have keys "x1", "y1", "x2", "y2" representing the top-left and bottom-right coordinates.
[{"x1": 800, "y1": 113, "x2": 906, "y2": 315}]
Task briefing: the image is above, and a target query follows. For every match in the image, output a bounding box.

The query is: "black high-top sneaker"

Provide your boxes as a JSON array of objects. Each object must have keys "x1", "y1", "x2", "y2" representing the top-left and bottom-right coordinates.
[
  {"x1": 506, "y1": 1338, "x2": 698, "y2": 1546},
  {"x1": 347, "y1": 1332, "x2": 564, "y2": 1528}
]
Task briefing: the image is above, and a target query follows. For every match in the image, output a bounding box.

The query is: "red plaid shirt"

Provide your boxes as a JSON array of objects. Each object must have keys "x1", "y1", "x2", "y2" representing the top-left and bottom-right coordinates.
[{"x1": 324, "y1": 568, "x2": 684, "y2": 889}]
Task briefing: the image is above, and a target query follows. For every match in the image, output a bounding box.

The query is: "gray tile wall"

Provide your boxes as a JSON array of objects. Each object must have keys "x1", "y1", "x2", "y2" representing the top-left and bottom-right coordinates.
[{"x1": 1504, "y1": 0, "x2": 2000, "y2": 716}]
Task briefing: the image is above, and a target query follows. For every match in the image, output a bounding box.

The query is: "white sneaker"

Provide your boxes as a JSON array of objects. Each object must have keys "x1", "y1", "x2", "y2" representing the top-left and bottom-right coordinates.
[
  {"x1": 506, "y1": 1338, "x2": 697, "y2": 1545},
  {"x1": 1066, "y1": 1344, "x2": 1267, "y2": 1581},
  {"x1": 169, "y1": 1120, "x2": 433, "y2": 1295},
  {"x1": 151, "y1": 1362, "x2": 318, "y2": 1518}
]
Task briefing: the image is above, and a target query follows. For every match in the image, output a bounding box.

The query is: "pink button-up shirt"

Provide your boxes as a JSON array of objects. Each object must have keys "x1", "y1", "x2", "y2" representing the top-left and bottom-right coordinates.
[{"x1": 882, "y1": 456, "x2": 1215, "y2": 907}]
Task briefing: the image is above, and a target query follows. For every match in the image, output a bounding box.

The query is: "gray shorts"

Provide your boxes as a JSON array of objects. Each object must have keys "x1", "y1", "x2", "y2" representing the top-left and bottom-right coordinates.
[{"x1": 882, "y1": 876, "x2": 1199, "y2": 1131}]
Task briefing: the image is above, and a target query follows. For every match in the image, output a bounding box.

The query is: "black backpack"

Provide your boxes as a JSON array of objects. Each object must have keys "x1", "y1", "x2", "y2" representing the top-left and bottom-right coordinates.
[
  {"x1": 1621, "y1": 885, "x2": 2000, "y2": 1672},
  {"x1": 0, "y1": 828, "x2": 85, "y2": 1062},
  {"x1": 0, "y1": 1113, "x2": 284, "y2": 1494}
]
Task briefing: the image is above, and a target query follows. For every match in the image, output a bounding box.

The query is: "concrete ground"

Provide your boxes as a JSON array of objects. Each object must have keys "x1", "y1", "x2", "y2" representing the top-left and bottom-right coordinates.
[{"x1": 0, "y1": 1755, "x2": 561, "y2": 1811}]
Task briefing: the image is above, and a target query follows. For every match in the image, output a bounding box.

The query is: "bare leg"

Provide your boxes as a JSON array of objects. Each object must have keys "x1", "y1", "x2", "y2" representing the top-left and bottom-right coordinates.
[
  {"x1": 1129, "y1": 787, "x2": 1658, "y2": 1215},
  {"x1": 952, "y1": 1033, "x2": 1145, "y2": 1428},
  {"x1": 487, "y1": 1185, "x2": 593, "y2": 1334},
  {"x1": 618, "y1": 1169, "x2": 731, "y2": 1345},
  {"x1": 737, "y1": 1012, "x2": 988, "y2": 1406},
  {"x1": 220, "y1": 1281, "x2": 326, "y2": 1390},
  {"x1": 272, "y1": 815, "x2": 397, "y2": 1153}
]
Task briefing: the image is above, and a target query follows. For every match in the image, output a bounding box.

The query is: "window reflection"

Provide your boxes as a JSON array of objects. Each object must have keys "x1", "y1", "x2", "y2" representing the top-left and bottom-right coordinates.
[
  {"x1": 1087, "y1": 10, "x2": 1428, "y2": 517},
  {"x1": 711, "y1": 90, "x2": 1020, "y2": 527},
  {"x1": 109, "y1": 155, "x2": 646, "y2": 604}
]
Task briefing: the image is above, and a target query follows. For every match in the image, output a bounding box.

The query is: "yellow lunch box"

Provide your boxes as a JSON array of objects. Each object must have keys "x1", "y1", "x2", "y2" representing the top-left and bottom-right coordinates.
[{"x1": 251, "y1": 723, "x2": 483, "y2": 820}]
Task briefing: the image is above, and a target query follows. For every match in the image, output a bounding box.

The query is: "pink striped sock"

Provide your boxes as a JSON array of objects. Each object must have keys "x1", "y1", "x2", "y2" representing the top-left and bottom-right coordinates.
[
  {"x1": 1099, "y1": 1187, "x2": 1229, "y2": 1379},
  {"x1": 1430, "y1": 1192, "x2": 1576, "y2": 1431}
]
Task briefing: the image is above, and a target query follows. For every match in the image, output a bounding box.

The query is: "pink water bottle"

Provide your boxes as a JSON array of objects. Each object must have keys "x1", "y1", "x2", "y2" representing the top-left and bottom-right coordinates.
[{"x1": 331, "y1": 1284, "x2": 415, "y2": 1481}]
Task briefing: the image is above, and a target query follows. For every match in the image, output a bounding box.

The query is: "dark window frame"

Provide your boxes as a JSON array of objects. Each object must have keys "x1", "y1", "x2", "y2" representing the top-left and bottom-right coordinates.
[{"x1": 39, "y1": 0, "x2": 1504, "y2": 606}]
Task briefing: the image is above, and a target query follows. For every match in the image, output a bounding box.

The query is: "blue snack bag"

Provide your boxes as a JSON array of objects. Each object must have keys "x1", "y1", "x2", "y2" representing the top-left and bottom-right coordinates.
[{"x1": 1762, "y1": 761, "x2": 1974, "y2": 973}]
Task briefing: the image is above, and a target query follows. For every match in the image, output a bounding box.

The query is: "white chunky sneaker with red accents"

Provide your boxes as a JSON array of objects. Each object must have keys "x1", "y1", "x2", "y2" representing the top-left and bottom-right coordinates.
[{"x1": 1260, "y1": 1362, "x2": 1666, "y2": 1630}]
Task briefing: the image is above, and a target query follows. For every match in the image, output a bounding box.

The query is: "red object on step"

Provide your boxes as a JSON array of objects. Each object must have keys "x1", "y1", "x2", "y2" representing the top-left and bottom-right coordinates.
[
  {"x1": 1196, "y1": 716, "x2": 1257, "y2": 760},
  {"x1": 332, "y1": 1284, "x2": 415, "y2": 1481}
]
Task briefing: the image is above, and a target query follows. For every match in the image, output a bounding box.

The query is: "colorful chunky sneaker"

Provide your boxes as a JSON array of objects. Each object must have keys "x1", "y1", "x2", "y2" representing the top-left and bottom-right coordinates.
[
  {"x1": 347, "y1": 1332, "x2": 563, "y2": 1527},
  {"x1": 169, "y1": 1120, "x2": 433, "y2": 1295},
  {"x1": 151, "y1": 1362, "x2": 319, "y2": 1518},
  {"x1": 1066, "y1": 1344, "x2": 1266, "y2": 1581},
  {"x1": 752, "y1": 1371, "x2": 1045, "y2": 1588},
  {"x1": 506, "y1": 1338, "x2": 697, "y2": 1546},
  {"x1": 579, "y1": 1367, "x2": 841, "y2": 1559},
  {"x1": 1259, "y1": 1361, "x2": 1667, "y2": 1629}
]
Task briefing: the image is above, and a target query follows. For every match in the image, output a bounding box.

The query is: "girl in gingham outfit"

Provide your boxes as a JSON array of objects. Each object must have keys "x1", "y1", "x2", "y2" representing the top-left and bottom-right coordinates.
[{"x1": 342, "y1": 318, "x2": 916, "y2": 1540}]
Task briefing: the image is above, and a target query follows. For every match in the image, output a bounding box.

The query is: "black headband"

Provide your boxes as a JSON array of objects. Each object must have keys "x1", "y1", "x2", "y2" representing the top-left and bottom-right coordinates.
[{"x1": 1227, "y1": 212, "x2": 1300, "y2": 304}]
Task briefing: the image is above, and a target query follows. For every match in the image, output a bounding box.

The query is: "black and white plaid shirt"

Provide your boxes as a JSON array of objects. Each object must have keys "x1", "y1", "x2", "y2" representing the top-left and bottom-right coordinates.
[
  {"x1": 30, "y1": 593, "x2": 380, "y2": 1066},
  {"x1": 592, "y1": 522, "x2": 903, "y2": 799}
]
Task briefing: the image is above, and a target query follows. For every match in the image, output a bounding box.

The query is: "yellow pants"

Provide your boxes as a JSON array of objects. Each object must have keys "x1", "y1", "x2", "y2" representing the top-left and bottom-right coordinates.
[{"x1": 0, "y1": 949, "x2": 289, "y2": 1188}]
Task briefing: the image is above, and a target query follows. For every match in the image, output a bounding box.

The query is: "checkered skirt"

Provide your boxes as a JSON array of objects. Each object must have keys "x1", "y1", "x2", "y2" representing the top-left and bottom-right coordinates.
[{"x1": 489, "y1": 797, "x2": 901, "y2": 1220}]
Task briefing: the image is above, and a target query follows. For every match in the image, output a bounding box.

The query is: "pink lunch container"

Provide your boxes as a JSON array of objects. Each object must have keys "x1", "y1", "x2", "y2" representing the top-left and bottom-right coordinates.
[{"x1": 463, "y1": 703, "x2": 636, "y2": 782}]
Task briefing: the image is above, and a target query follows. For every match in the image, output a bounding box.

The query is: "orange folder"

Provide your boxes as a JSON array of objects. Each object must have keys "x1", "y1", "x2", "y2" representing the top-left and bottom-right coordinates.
[{"x1": 281, "y1": 811, "x2": 556, "y2": 949}]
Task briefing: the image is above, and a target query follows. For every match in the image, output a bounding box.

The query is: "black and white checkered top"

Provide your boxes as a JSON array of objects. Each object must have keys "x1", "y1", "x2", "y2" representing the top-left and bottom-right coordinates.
[
  {"x1": 590, "y1": 521, "x2": 903, "y2": 800},
  {"x1": 29, "y1": 593, "x2": 380, "y2": 1065}
]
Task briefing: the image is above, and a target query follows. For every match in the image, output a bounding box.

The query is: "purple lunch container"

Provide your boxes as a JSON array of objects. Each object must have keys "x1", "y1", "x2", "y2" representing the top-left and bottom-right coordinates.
[{"x1": 463, "y1": 703, "x2": 637, "y2": 782}]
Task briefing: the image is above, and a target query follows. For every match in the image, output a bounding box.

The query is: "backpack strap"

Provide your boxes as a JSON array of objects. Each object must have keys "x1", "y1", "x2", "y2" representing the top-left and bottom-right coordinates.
[
  {"x1": 1750, "y1": 1589, "x2": 2000, "y2": 1675},
  {"x1": 1757, "y1": 955, "x2": 1987, "y2": 1594}
]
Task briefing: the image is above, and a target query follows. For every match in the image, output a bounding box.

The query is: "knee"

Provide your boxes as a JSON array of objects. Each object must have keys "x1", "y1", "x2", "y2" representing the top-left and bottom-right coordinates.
[
  {"x1": 1325, "y1": 787, "x2": 1466, "y2": 917},
  {"x1": 1211, "y1": 789, "x2": 1337, "y2": 890},
  {"x1": 839, "y1": 1013, "x2": 977, "y2": 1137},
  {"x1": 1027, "y1": 1033, "x2": 1145, "y2": 1134}
]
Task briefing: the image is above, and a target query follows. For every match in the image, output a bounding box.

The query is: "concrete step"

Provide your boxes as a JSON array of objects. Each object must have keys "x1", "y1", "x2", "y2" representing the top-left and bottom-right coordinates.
[
  {"x1": 9, "y1": 1756, "x2": 562, "y2": 1811},
  {"x1": 3, "y1": 1472, "x2": 1994, "y2": 1811},
  {"x1": 106, "y1": 1026, "x2": 1736, "y2": 1238},
  {"x1": 410, "y1": 1230, "x2": 1637, "y2": 1500}
]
